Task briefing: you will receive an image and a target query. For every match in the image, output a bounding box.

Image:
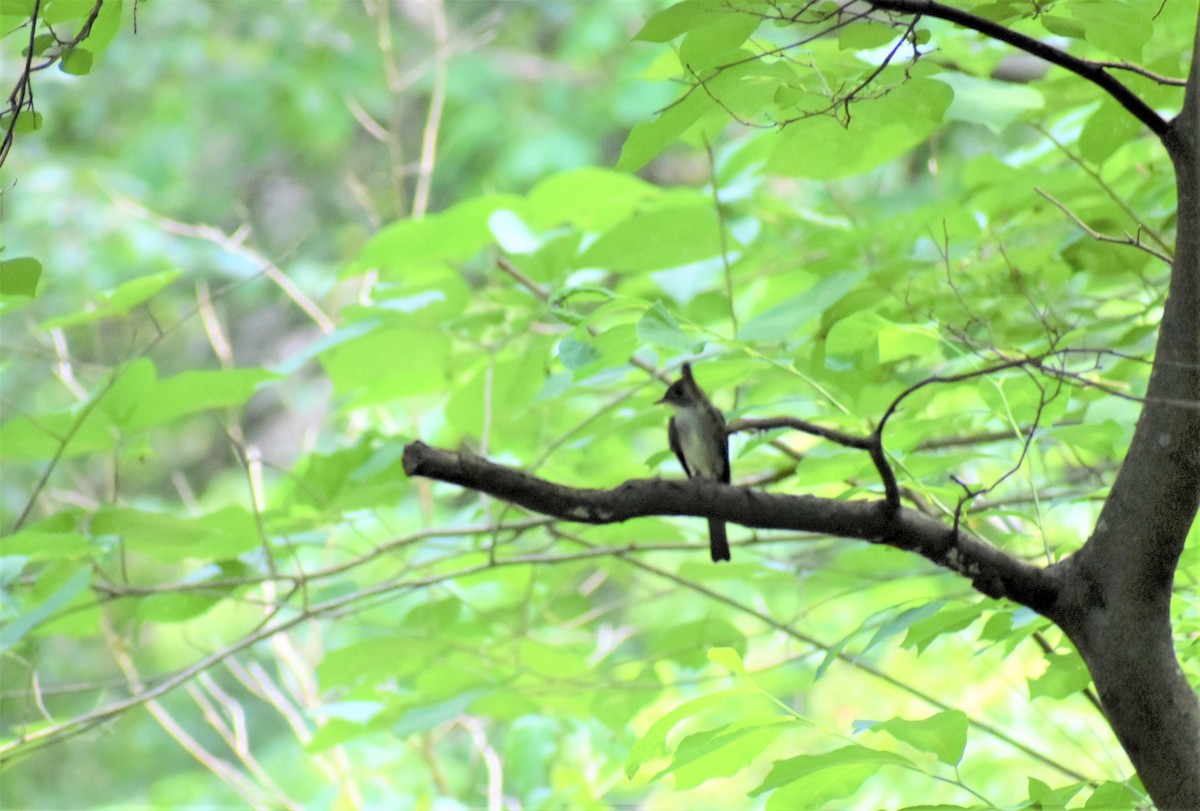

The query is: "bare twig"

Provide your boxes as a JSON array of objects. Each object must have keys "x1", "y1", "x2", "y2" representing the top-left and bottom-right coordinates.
[
  {"x1": 110, "y1": 193, "x2": 335, "y2": 333},
  {"x1": 1091, "y1": 60, "x2": 1185, "y2": 87},
  {"x1": 1034, "y1": 124, "x2": 1173, "y2": 256},
  {"x1": 412, "y1": 0, "x2": 449, "y2": 219},
  {"x1": 1036, "y1": 188, "x2": 1172, "y2": 266}
]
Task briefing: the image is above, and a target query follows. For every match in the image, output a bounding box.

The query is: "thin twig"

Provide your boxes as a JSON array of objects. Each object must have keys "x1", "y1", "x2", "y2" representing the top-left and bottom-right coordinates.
[
  {"x1": 1036, "y1": 188, "x2": 1172, "y2": 266},
  {"x1": 1034, "y1": 124, "x2": 1173, "y2": 256},
  {"x1": 109, "y1": 193, "x2": 335, "y2": 333},
  {"x1": 412, "y1": 0, "x2": 448, "y2": 219},
  {"x1": 1091, "y1": 60, "x2": 1185, "y2": 87}
]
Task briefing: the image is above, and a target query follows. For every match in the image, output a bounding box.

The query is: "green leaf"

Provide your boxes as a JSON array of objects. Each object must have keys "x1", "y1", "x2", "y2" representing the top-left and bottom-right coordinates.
[
  {"x1": 626, "y1": 690, "x2": 748, "y2": 778},
  {"x1": 656, "y1": 717, "x2": 792, "y2": 789},
  {"x1": 813, "y1": 632, "x2": 853, "y2": 682},
  {"x1": 130, "y1": 367, "x2": 278, "y2": 428},
  {"x1": 90, "y1": 505, "x2": 259, "y2": 561},
  {"x1": 579, "y1": 206, "x2": 722, "y2": 272},
  {"x1": 445, "y1": 344, "x2": 553, "y2": 447},
  {"x1": 1085, "y1": 781, "x2": 1142, "y2": 808},
  {"x1": 515, "y1": 639, "x2": 590, "y2": 678},
  {"x1": 1080, "y1": 99, "x2": 1142, "y2": 164},
  {"x1": 0, "y1": 527, "x2": 90, "y2": 560},
  {"x1": 1040, "y1": 15, "x2": 1087, "y2": 39},
  {"x1": 863, "y1": 601, "x2": 945, "y2": 655},
  {"x1": 637, "y1": 301, "x2": 697, "y2": 352},
  {"x1": 1027, "y1": 776, "x2": 1085, "y2": 808},
  {"x1": 404, "y1": 597, "x2": 461, "y2": 632},
  {"x1": 767, "y1": 79, "x2": 952, "y2": 179},
  {"x1": 0, "y1": 406, "x2": 118, "y2": 461},
  {"x1": 634, "y1": 0, "x2": 735, "y2": 43},
  {"x1": 962, "y1": 2, "x2": 1023, "y2": 23},
  {"x1": 59, "y1": 46, "x2": 93, "y2": 75},
  {"x1": 320, "y1": 324, "x2": 451, "y2": 403},
  {"x1": 678, "y1": 12, "x2": 761, "y2": 73},
  {"x1": 826, "y1": 311, "x2": 890, "y2": 359},
  {"x1": 862, "y1": 710, "x2": 968, "y2": 766},
  {"x1": 42, "y1": 0, "x2": 96, "y2": 24},
  {"x1": 26, "y1": 33, "x2": 57, "y2": 56},
  {"x1": 765, "y1": 763, "x2": 890, "y2": 810},
  {"x1": 318, "y1": 637, "x2": 436, "y2": 688},
  {"x1": 939, "y1": 73, "x2": 1043, "y2": 133},
  {"x1": 41, "y1": 269, "x2": 181, "y2": 328},
  {"x1": 2, "y1": 0, "x2": 39, "y2": 19},
  {"x1": 0, "y1": 566, "x2": 91, "y2": 653},
  {"x1": 285, "y1": 434, "x2": 407, "y2": 513},
  {"x1": 877, "y1": 321, "x2": 940, "y2": 362},
  {"x1": 1051, "y1": 419, "x2": 1124, "y2": 457},
  {"x1": 751, "y1": 745, "x2": 912, "y2": 798},
  {"x1": 137, "y1": 592, "x2": 223, "y2": 623},
  {"x1": 977, "y1": 373, "x2": 1050, "y2": 428},
  {"x1": 737, "y1": 271, "x2": 861, "y2": 342},
  {"x1": 838, "y1": 21, "x2": 901, "y2": 51},
  {"x1": 5, "y1": 110, "x2": 43, "y2": 134},
  {"x1": 350, "y1": 194, "x2": 522, "y2": 278},
  {"x1": 707, "y1": 646, "x2": 745, "y2": 674},
  {"x1": 644, "y1": 617, "x2": 746, "y2": 668},
  {"x1": 395, "y1": 691, "x2": 488, "y2": 736},
  {"x1": 85, "y1": 0, "x2": 124, "y2": 54},
  {"x1": 0, "y1": 257, "x2": 42, "y2": 297},
  {"x1": 902, "y1": 602, "x2": 985, "y2": 653},
  {"x1": 525, "y1": 168, "x2": 659, "y2": 230},
  {"x1": 105, "y1": 268, "x2": 182, "y2": 311},
  {"x1": 558, "y1": 334, "x2": 602, "y2": 370},
  {"x1": 1069, "y1": 0, "x2": 1151, "y2": 61},
  {"x1": 1029, "y1": 652, "x2": 1092, "y2": 700},
  {"x1": 617, "y1": 62, "x2": 758, "y2": 172}
]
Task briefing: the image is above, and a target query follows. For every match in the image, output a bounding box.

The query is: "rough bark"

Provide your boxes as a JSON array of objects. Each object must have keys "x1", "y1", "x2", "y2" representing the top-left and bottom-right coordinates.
[
  {"x1": 1045, "y1": 19, "x2": 1200, "y2": 810},
  {"x1": 402, "y1": 441, "x2": 1061, "y2": 610}
]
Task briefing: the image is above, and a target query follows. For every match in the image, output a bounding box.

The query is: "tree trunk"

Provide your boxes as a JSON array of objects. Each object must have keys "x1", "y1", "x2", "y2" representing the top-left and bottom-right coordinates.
[{"x1": 1049, "y1": 19, "x2": 1200, "y2": 808}]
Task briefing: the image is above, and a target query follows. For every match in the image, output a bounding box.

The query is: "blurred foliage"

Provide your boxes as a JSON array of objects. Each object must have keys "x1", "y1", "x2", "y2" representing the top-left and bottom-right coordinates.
[{"x1": 1, "y1": 0, "x2": 1196, "y2": 808}]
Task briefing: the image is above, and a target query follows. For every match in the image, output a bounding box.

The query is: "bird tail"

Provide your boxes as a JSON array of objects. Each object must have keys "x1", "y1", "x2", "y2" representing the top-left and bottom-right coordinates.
[{"x1": 708, "y1": 519, "x2": 730, "y2": 562}]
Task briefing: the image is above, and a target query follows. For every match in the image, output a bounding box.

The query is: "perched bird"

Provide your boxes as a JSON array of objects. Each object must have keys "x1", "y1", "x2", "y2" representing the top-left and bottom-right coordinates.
[{"x1": 656, "y1": 363, "x2": 731, "y2": 562}]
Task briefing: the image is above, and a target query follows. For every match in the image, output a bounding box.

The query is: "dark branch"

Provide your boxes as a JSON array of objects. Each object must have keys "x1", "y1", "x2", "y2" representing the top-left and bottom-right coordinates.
[
  {"x1": 867, "y1": 0, "x2": 1170, "y2": 139},
  {"x1": 403, "y1": 441, "x2": 1060, "y2": 612},
  {"x1": 2, "y1": 0, "x2": 105, "y2": 168},
  {"x1": 728, "y1": 416, "x2": 901, "y2": 511},
  {"x1": 728, "y1": 415, "x2": 870, "y2": 449}
]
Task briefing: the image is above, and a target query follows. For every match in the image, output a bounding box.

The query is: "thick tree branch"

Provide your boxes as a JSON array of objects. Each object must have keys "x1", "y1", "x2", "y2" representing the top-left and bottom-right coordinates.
[
  {"x1": 403, "y1": 441, "x2": 1060, "y2": 611},
  {"x1": 867, "y1": 0, "x2": 1170, "y2": 139}
]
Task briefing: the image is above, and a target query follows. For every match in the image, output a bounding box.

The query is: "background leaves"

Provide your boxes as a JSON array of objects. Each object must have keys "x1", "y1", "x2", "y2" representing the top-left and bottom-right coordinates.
[{"x1": 1, "y1": 1, "x2": 1194, "y2": 808}]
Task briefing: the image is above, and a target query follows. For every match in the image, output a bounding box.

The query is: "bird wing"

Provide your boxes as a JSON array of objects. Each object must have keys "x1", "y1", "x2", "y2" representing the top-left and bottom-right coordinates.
[{"x1": 667, "y1": 417, "x2": 693, "y2": 478}]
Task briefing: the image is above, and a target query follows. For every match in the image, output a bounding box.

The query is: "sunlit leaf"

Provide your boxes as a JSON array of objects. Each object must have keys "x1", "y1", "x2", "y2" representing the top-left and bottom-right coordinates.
[
  {"x1": 0, "y1": 257, "x2": 42, "y2": 297},
  {"x1": 860, "y1": 710, "x2": 968, "y2": 766}
]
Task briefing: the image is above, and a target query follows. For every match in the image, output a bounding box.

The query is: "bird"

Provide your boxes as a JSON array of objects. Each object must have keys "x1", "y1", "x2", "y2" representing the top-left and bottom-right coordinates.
[{"x1": 656, "y1": 362, "x2": 731, "y2": 562}]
